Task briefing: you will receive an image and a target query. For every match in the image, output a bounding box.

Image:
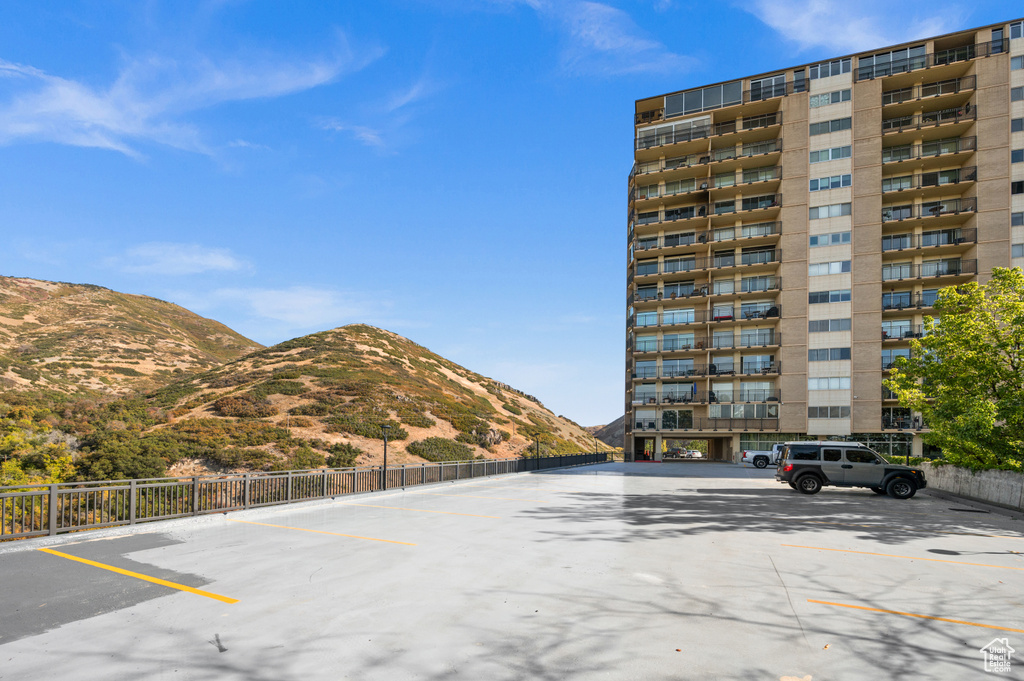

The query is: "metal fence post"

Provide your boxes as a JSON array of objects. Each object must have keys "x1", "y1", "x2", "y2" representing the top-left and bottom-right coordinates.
[
  {"x1": 129, "y1": 480, "x2": 137, "y2": 525},
  {"x1": 244, "y1": 473, "x2": 251, "y2": 509},
  {"x1": 322, "y1": 469, "x2": 328, "y2": 498},
  {"x1": 192, "y1": 476, "x2": 199, "y2": 516},
  {"x1": 401, "y1": 465, "x2": 407, "y2": 488},
  {"x1": 287, "y1": 471, "x2": 293, "y2": 502},
  {"x1": 48, "y1": 484, "x2": 58, "y2": 536}
]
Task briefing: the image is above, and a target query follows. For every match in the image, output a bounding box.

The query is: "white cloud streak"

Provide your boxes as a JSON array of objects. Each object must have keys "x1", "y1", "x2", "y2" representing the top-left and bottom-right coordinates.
[
  {"x1": 320, "y1": 69, "x2": 438, "y2": 150},
  {"x1": 744, "y1": 1, "x2": 962, "y2": 53},
  {"x1": 0, "y1": 34, "x2": 383, "y2": 157},
  {"x1": 116, "y1": 243, "x2": 248, "y2": 275}
]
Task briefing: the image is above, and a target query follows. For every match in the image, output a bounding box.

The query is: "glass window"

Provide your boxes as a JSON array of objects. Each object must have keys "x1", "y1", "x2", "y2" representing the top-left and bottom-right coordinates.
[
  {"x1": 822, "y1": 448, "x2": 842, "y2": 460},
  {"x1": 845, "y1": 449, "x2": 879, "y2": 464},
  {"x1": 808, "y1": 58, "x2": 851, "y2": 79},
  {"x1": 808, "y1": 377, "x2": 851, "y2": 390},
  {"x1": 809, "y1": 146, "x2": 851, "y2": 163},
  {"x1": 809, "y1": 174, "x2": 851, "y2": 191},
  {"x1": 1012, "y1": 21, "x2": 1023, "y2": 39},
  {"x1": 809, "y1": 260, "x2": 851, "y2": 276},
  {"x1": 1013, "y1": 56, "x2": 1024, "y2": 70},
  {"x1": 1013, "y1": 244, "x2": 1024, "y2": 258},
  {"x1": 809, "y1": 203, "x2": 852, "y2": 219},
  {"x1": 1013, "y1": 119, "x2": 1024, "y2": 133},
  {"x1": 1014, "y1": 181, "x2": 1024, "y2": 195},
  {"x1": 1012, "y1": 87, "x2": 1024, "y2": 102},
  {"x1": 809, "y1": 231, "x2": 851, "y2": 247},
  {"x1": 1014, "y1": 212, "x2": 1024, "y2": 227},
  {"x1": 1013, "y1": 149, "x2": 1024, "y2": 164},
  {"x1": 809, "y1": 118, "x2": 852, "y2": 136}
]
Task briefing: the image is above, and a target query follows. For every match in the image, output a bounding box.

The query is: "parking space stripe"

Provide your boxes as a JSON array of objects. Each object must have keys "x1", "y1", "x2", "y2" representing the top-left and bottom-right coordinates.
[
  {"x1": 341, "y1": 503, "x2": 499, "y2": 518},
  {"x1": 226, "y1": 519, "x2": 415, "y2": 545},
  {"x1": 808, "y1": 599, "x2": 1024, "y2": 633},
  {"x1": 782, "y1": 544, "x2": 1024, "y2": 571},
  {"x1": 777, "y1": 518, "x2": 1024, "y2": 539},
  {"x1": 412, "y1": 492, "x2": 548, "y2": 503},
  {"x1": 37, "y1": 548, "x2": 238, "y2": 604}
]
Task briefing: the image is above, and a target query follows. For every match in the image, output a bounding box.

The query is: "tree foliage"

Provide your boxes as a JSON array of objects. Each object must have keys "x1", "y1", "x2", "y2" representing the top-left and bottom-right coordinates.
[{"x1": 884, "y1": 268, "x2": 1024, "y2": 470}]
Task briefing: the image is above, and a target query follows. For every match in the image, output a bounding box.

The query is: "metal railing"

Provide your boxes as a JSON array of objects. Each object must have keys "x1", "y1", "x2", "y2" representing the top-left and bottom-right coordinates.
[
  {"x1": 634, "y1": 112, "x2": 782, "y2": 147},
  {"x1": 882, "y1": 325, "x2": 925, "y2": 340},
  {"x1": 634, "y1": 417, "x2": 781, "y2": 432},
  {"x1": 882, "y1": 259, "x2": 977, "y2": 281},
  {"x1": 631, "y1": 333, "x2": 780, "y2": 353},
  {"x1": 881, "y1": 197, "x2": 977, "y2": 221},
  {"x1": 855, "y1": 39, "x2": 1008, "y2": 81},
  {"x1": 634, "y1": 250, "x2": 781, "y2": 277},
  {"x1": 881, "y1": 228, "x2": 977, "y2": 251},
  {"x1": 882, "y1": 292, "x2": 938, "y2": 310},
  {"x1": 631, "y1": 361, "x2": 779, "y2": 380},
  {"x1": 881, "y1": 105, "x2": 976, "y2": 133},
  {"x1": 634, "y1": 222, "x2": 781, "y2": 253},
  {"x1": 882, "y1": 167, "x2": 976, "y2": 192},
  {"x1": 882, "y1": 75, "x2": 976, "y2": 105},
  {"x1": 882, "y1": 136, "x2": 975, "y2": 163},
  {"x1": 0, "y1": 454, "x2": 609, "y2": 541}
]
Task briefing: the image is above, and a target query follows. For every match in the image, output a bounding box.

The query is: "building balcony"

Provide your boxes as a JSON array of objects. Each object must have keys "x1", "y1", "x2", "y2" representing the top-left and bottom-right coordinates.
[
  {"x1": 882, "y1": 357, "x2": 910, "y2": 371},
  {"x1": 881, "y1": 167, "x2": 976, "y2": 197},
  {"x1": 636, "y1": 417, "x2": 781, "y2": 433},
  {"x1": 881, "y1": 417, "x2": 925, "y2": 431},
  {"x1": 882, "y1": 325, "x2": 925, "y2": 341},
  {"x1": 633, "y1": 221, "x2": 781, "y2": 256},
  {"x1": 881, "y1": 197, "x2": 976, "y2": 223},
  {"x1": 631, "y1": 333, "x2": 781, "y2": 354},
  {"x1": 707, "y1": 139, "x2": 783, "y2": 172},
  {"x1": 854, "y1": 39, "x2": 1007, "y2": 81},
  {"x1": 630, "y1": 360, "x2": 781, "y2": 381},
  {"x1": 881, "y1": 227, "x2": 977, "y2": 253},
  {"x1": 881, "y1": 259, "x2": 977, "y2": 282},
  {"x1": 882, "y1": 136, "x2": 975, "y2": 166},
  {"x1": 881, "y1": 104, "x2": 976, "y2": 135},
  {"x1": 633, "y1": 304, "x2": 781, "y2": 329},
  {"x1": 882, "y1": 292, "x2": 937, "y2": 312},
  {"x1": 882, "y1": 75, "x2": 976, "y2": 107},
  {"x1": 633, "y1": 249, "x2": 781, "y2": 279}
]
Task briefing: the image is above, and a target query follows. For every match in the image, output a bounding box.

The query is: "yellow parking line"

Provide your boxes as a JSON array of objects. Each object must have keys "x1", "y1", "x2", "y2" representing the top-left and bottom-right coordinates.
[
  {"x1": 37, "y1": 548, "x2": 238, "y2": 604},
  {"x1": 226, "y1": 519, "x2": 415, "y2": 545},
  {"x1": 341, "y1": 503, "x2": 499, "y2": 519},
  {"x1": 808, "y1": 599, "x2": 1024, "y2": 633},
  {"x1": 782, "y1": 544, "x2": 1024, "y2": 571},
  {"x1": 778, "y1": 517, "x2": 1024, "y2": 539},
  {"x1": 413, "y1": 492, "x2": 547, "y2": 503}
]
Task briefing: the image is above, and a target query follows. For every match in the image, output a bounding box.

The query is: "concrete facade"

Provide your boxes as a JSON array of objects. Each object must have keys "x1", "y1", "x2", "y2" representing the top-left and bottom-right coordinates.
[{"x1": 627, "y1": 18, "x2": 1024, "y2": 462}]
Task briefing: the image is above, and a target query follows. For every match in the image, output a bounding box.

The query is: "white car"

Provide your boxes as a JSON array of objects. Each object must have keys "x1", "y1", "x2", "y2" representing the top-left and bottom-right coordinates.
[{"x1": 685, "y1": 450, "x2": 703, "y2": 459}]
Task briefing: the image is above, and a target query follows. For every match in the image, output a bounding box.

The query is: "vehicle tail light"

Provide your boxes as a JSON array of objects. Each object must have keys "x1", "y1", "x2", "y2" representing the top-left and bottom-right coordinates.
[{"x1": 783, "y1": 464, "x2": 793, "y2": 472}]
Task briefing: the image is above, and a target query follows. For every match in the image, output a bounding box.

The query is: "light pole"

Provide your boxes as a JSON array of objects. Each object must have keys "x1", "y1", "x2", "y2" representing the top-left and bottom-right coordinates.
[{"x1": 381, "y1": 424, "x2": 391, "y2": 490}]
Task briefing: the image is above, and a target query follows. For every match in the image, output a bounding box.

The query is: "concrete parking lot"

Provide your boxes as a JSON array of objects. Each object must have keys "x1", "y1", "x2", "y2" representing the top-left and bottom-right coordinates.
[{"x1": 2, "y1": 462, "x2": 1023, "y2": 680}]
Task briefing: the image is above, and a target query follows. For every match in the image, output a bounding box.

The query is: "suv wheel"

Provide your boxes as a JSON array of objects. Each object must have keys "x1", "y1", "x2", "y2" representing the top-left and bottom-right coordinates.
[
  {"x1": 886, "y1": 478, "x2": 917, "y2": 499},
  {"x1": 870, "y1": 487, "x2": 887, "y2": 495},
  {"x1": 754, "y1": 457, "x2": 768, "y2": 469},
  {"x1": 796, "y1": 475, "x2": 822, "y2": 495}
]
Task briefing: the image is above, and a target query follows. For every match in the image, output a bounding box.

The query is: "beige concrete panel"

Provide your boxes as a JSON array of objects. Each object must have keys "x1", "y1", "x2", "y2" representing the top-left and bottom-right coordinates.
[
  {"x1": 782, "y1": 151, "x2": 809, "y2": 178},
  {"x1": 976, "y1": 118, "x2": 1010, "y2": 155},
  {"x1": 851, "y1": 333, "x2": 881, "y2": 371},
  {"x1": 974, "y1": 54, "x2": 1011, "y2": 89},
  {"x1": 853, "y1": 164, "x2": 881, "y2": 198},
  {"x1": 780, "y1": 410, "x2": 807, "y2": 433},
  {"x1": 977, "y1": 237, "x2": 1011, "y2": 273},
  {"x1": 852, "y1": 310, "x2": 882, "y2": 342},
  {"x1": 782, "y1": 93, "x2": 809, "y2": 123},
  {"x1": 851, "y1": 397, "x2": 882, "y2": 432},
  {"x1": 852, "y1": 280, "x2": 882, "y2": 314},
  {"x1": 853, "y1": 107, "x2": 881, "y2": 142},
  {"x1": 780, "y1": 177, "x2": 808, "y2": 202},
  {"x1": 782, "y1": 118, "x2": 809, "y2": 153}
]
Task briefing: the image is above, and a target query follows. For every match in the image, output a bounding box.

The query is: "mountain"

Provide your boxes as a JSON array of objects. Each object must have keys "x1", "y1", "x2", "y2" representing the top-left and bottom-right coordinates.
[
  {"x1": 0, "y1": 276, "x2": 261, "y2": 395},
  {"x1": 587, "y1": 415, "x2": 625, "y2": 449},
  {"x1": 143, "y1": 324, "x2": 601, "y2": 475}
]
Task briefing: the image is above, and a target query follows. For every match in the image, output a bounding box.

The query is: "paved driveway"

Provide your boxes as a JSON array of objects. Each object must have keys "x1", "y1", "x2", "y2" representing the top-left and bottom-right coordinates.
[{"x1": 2, "y1": 462, "x2": 1022, "y2": 680}]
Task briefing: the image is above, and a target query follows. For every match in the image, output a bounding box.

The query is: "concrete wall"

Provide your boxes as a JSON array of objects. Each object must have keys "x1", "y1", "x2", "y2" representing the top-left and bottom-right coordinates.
[{"x1": 922, "y1": 462, "x2": 1024, "y2": 512}]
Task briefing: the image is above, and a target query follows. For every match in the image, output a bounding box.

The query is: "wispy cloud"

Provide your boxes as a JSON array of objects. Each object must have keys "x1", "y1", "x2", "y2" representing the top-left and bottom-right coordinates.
[
  {"x1": 485, "y1": 0, "x2": 692, "y2": 76},
  {"x1": 0, "y1": 33, "x2": 383, "y2": 158},
  {"x1": 320, "y1": 69, "x2": 439, "y2": 150},
  {"x1": 744, "y1": 1, "x2": 962, "y2": 53},
  {"x1": 113, "y1": 243, "x2": 249, "y2": 275}
]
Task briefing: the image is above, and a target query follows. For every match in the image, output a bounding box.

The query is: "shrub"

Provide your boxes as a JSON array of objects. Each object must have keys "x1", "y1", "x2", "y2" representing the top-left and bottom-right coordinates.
[
  {"x1": 290, "y1": 403, "x2": 330, "y2": 416},
  {"x1": 213, "y1": 395, "x2": 278, "y2": 418},
  {"x1": 406, "y1": 437, "x2": 473, "y2": 462},
  {"x1": 326, "y1": 443, "x2": 363, "y2": 468},
  {"x1": 325, "y1": 416, "x2": 407, "y2": 440},
  {"x1": 289, "y1": 446, "x2": 326, "y2": 470}
]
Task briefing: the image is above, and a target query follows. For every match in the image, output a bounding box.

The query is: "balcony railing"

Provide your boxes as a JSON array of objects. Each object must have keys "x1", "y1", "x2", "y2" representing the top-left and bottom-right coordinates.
[
  {"x1": 881, "y1": 228, "x2": 977, "y2": 251},
  {"x1": 739, "y1": 360, "x2": 781, "y2": 375},
  {"x1": 634, "y1": 305, "x2": 781, "y2": 327},
  {"x1": 710, "y1": 139, "x2": 784, "y2": 165},
  {"x1": 882, "y1": 167, "x2": 976, "y2": 192},
  {"x1": 636, "y1": 123, "x2": 713, "y2": 150},
  {"x1": 634, "y1": 250, "x2": 781, "y2": 276},
  {"x1": 855, "y1": 39, "x2": 1008, "y2": 81},
  {"x1": 635, "y1": 417, "x2": 781, "y2": 432},
  {"x1": 634, "y1": 110, "x2": 783, "y2": 133},
  {"x1": 881, "y1": 197, "x2": 976, "y2": 222},
  {"x1": 882, "y1": 136, "x2": 975, "y2": 163},
  {"x1": 882, "y1": 325, "x2": 925, "y2": 340},
  {"x1": 635, "y1": 109, "x2": 665, "y2": 126},
  {"x1": 882, "y1": 75, "x2": 976, "y2": 105},
  {"x1": 632, "y1": 333, "x2": 781, "y2": 353},
  {"x1": 882, "y1": 356, "x2": 911, "y2": 370},
  {"x1": 881, "y1": 259, "x2": 977, "y2": 281},
  {"x1": 630, "y1": 360, "x2": 781, "y2": 379},
  {"x1": 882, "y1": 292, "x2": 938, "y2": 311},
  {"x1": 881, "y1": 105, "x2": 976, "y2": 133}
]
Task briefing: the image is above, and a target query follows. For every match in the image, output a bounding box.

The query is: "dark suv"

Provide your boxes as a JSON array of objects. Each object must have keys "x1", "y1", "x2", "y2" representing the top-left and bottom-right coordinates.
[{"x1": 775, "y1": 442, "x2": 927, "y2": 499}]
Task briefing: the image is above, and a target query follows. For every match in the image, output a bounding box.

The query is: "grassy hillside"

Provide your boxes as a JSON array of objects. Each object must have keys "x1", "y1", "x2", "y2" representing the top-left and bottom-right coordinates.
[
  {"x1": 0, "y1": 276, "x2": 261, "y2": 395},
  {"x1": 1, "y1": 322, "x2": 601, "y2": 483}
]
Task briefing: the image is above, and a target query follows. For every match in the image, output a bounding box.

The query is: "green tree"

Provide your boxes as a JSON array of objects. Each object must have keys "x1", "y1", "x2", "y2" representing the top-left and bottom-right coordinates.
[{"x1": 884, "y1": 268, "x2": 1024, "y2": 470}]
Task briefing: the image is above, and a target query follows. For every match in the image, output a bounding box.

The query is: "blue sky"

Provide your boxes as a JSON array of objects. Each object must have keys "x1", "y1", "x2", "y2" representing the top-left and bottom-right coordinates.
[{"x1": 0, "y1": 0, "x2": 1013, "y2": 425}]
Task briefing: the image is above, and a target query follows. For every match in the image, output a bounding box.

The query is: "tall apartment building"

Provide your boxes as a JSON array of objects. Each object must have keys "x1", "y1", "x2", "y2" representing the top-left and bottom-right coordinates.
[{"x1": 626, "y1": 19, "x2": 1024, "y2": 462}]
